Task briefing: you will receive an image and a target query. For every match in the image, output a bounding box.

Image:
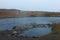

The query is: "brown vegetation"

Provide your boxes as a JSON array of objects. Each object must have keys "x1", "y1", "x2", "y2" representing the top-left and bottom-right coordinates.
[
  {"x1": 0, "y1": 9, "x2": 60, "y2": 18},
  {"x1": 0, "y1": 9, "x2": 20, "y2": 18},
  {"x1": 52, "y1": 22, "x2": 60, "y2": 32}
]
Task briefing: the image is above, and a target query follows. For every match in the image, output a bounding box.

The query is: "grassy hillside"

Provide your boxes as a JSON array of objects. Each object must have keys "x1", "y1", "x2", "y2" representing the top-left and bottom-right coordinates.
[
  {"x1": 0, "y1": 9, "x2": 60, "y2": 18},
  {"x1": 0, "y1": 9, "x2": 20, "y2": 18}
]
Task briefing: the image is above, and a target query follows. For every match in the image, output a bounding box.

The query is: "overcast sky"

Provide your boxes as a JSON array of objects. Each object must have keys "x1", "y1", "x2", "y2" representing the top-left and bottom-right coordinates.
[{"x1": 0, "y1": 0, "x2": 60, "y2": 12}]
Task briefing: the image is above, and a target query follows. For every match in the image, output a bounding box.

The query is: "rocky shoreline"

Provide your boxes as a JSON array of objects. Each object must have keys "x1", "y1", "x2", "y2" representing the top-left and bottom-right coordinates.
[{"x1": 0, "y1": 23, "x2": 60, "y2": 40}]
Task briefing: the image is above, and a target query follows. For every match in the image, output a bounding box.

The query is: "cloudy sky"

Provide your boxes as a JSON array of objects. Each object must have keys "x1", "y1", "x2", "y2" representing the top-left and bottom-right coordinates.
[{"x1": 0, "y1": 0, "x2": 60, "y2": 12}]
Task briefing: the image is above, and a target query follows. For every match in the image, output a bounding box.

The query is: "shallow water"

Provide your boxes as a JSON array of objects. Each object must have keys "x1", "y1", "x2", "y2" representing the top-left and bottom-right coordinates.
[
  {"x1": 20, "y1": 27, "x2": 52, "y2": 37},
  {"x1": 0, "y1": 17, "x2": 60, "y2": 37}
]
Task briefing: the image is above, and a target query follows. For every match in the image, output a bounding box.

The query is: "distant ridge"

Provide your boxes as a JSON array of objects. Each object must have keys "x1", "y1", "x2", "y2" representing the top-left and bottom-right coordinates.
[{"x1": 0, "y1": 9, "x2": 60, "y2": 18}]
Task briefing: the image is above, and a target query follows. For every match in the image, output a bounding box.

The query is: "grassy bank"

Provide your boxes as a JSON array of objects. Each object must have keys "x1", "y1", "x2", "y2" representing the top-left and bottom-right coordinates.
[
  {"x1": 40, "y1": 22, "x2": 60, "y2": 40},
  {"x1": 51, "y1": 22, "x2": 60, "y2": 32}
]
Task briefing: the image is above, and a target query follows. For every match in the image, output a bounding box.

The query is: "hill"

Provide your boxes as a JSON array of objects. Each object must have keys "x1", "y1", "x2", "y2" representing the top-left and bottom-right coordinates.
[{"x1": 0, "y1": 9, "x2": 60, "y2": 18}]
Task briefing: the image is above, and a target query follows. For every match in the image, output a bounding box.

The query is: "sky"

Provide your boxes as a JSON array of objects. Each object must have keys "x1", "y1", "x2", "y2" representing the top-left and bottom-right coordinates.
[{"x1": 0, "y1": 0, "x2": 60, "y2": 12}]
